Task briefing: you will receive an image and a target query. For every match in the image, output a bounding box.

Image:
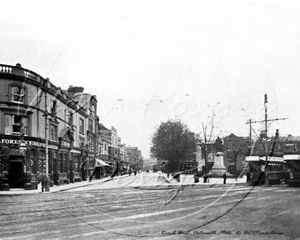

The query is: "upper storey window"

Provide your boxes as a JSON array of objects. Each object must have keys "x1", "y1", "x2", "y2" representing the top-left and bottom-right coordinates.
[
  {"x1": 88, "y1": 118, "x2": 94, "y2": 132},
  {"x1": 5, "y1": 114, "x2": 28, "y2": 135},
  {"x1": 90, "y1": 105, "x2": 96, "y2": 117},
  {"x1": 11, "y1": 86, "x2": 25, "y2": 103}
]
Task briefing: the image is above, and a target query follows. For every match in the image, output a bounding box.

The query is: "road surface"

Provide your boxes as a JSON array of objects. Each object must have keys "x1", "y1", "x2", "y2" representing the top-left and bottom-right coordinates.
[{"x1": 0, "y1": 174, "x2": 299, "y2": 240}]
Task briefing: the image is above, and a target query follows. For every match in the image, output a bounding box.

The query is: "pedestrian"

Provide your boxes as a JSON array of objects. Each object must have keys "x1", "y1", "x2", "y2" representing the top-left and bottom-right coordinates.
[
  {"x1": 246, "y1": 171, "x2": 250, "y2": 183},
  {"x1": 203, "y1": 174, "x2": 207, "y2": 183},
  {"x1": 37, "y1": 171, "x2": 48, "y2": 192},
  {"x1": 223, "y1": 172, "x2": 227, "y2": 184},
  {"x1": 134, "y1": 170, "x2": 137, "y2": 176},
  {"x1": 194, "y1": 172, "x2": 199, "y2": 183}
]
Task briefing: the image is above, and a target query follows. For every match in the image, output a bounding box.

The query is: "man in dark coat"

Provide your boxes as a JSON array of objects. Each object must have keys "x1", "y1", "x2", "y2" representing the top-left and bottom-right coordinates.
[{"x1": 223, "y1": 172, "x2": 227, "y2": 184}]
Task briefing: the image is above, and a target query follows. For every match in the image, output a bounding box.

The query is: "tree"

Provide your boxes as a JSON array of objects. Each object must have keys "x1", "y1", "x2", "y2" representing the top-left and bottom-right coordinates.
[
  {"x1": 223, "y1": 134, "x2": 249, "y2": 179},
  {"x1": 199, "y1": 105, "x2": 218, "y2": 173},
  {"x1": 150, "y1": 118, "x2": 197, "y2": 172}
]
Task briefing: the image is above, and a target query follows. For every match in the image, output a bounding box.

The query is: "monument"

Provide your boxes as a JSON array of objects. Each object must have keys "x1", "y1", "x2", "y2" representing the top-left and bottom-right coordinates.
[
  {"x1": 211, "y1": 152, "x2": 227, "y2": 177},
  {"x1": 211, "y1": 137, "x2": 227, "y2": 177}
]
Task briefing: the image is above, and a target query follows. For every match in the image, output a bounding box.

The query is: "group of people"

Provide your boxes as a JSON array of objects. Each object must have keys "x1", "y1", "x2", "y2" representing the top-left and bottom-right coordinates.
[
  {"x1": 194, "y1": 171, "x2": 228, "y2": 184},
  {"x1": 128, "y1": 169, "x2": 137, "y2": 176},
  {"x1": 37, "y1": 171, "x2": 50, "y2": 192}
]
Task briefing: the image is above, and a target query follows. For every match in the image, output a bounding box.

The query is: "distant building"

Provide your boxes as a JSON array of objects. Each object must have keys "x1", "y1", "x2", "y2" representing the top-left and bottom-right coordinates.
[
  {"x1": 143, "y1": 158, "x2": 157, "y2": 170},
  {"x1": 125, "y1": 146, "x2": 143, "y2": 170}
]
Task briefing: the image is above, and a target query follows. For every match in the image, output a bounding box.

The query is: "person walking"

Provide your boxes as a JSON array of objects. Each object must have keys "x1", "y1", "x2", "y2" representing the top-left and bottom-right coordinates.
[{"x1": 223, "y1": 172, "x2": 227, "y2": 184}]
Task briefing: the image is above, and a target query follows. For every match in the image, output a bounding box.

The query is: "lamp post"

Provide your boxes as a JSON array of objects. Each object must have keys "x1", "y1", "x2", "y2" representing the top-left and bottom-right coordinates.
[
  {"x1": 19, "y1": 139, "x2": 30, "y2": 189},
  {"x1": 44, "y1": 78, "x2": 51, "y2": 192}
]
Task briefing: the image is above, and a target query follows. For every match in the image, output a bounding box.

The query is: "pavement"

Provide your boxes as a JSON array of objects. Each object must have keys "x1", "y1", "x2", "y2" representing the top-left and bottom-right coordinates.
[{"x1": 0, "y1": 172, "x2": 248, "y2": 195}]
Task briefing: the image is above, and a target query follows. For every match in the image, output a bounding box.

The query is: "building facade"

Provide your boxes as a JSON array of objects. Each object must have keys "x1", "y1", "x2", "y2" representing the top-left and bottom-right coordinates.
[
  {"x1": 0, "y1": 63, "x2": 98, "y2": 190},
  {"x1": 0, "y1": 63, "x2": 143, "y2": 190}
]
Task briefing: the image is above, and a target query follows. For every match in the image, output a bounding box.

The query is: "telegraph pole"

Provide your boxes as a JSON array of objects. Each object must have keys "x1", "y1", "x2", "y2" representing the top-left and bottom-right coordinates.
[
  {"x1": 245, "y1": 119, "x2": 252, "y2": 146},
  {"x1": 264, "y1": 94, "x2": 269, "y2": 185}
]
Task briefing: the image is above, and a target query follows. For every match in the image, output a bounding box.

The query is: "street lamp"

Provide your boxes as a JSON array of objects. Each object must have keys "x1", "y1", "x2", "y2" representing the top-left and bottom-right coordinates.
[
  {"x1": 19, "y1": 142, "x2": 26, "y2": 153},
  {"x1": 44, "y1": 78, "x2": 51, "y2": 192},
  {"x1": 19, "y1": 140, "x2": 32, "y2": 190}
]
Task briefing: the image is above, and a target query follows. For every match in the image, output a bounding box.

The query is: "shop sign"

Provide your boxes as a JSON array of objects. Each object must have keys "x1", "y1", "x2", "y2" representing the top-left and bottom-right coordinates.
[
  {"x1": 0, "y1": 138, "x2": 58, "y2": 150},
  {"x1": 61, "y1": 141, "x2": 71, "y2": 147},
  {"x1": 70, "y1": 149, "x2": 81, "y2": 154}
]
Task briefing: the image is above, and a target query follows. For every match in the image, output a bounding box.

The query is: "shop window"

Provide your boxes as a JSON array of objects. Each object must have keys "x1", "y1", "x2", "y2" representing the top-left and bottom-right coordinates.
[
  {"x1": 79, "y1": 118, "x2": 84, "y2": 134},
  {"x1": 5, "y1": 114, "x2": 28, "y2": 135},
  {"x1": 50, "y1": 125, "x2": 57, "y2": 142},
  {"x1": 11, "y1": 85, "x2": 25, "y2": 103},
  {"x1": 39, "y1": 150, "x2": 46, "y2": 172},
  {"x1": 59, "y1": 153, "x2": 64, "y2": 173},
  {"x1": 74, "y1": 156, "x2": 79, "y2": 171},
  {"x1": 64, "y1": 154, "x2": 68, "y2": 173}
]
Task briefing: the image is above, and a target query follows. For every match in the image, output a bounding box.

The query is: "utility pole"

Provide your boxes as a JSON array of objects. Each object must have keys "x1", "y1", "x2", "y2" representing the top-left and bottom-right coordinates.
[
  {"x1": 245, "y1": 119, "x2": 252, "y2": 146},
  {"x1": 264, "y1": 94, "x2": 269, "y2": 186},
  {"x1": 202, "y1": 122, "x2": 208, "y2": 173}
]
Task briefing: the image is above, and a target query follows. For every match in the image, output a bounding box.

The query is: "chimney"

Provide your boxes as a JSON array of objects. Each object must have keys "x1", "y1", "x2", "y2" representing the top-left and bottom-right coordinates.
[{"x1": 67, "y1": 85, "x2": 84, "y2": 98}]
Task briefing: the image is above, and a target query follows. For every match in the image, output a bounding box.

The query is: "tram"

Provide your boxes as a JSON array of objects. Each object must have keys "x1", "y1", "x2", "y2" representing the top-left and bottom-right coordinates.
[
  {"x1": 283, "y1": 154, "x2": 300, "y2": 186},
  {"x1": 246, "y1": 156, "x2": 285, "y2": 185}
]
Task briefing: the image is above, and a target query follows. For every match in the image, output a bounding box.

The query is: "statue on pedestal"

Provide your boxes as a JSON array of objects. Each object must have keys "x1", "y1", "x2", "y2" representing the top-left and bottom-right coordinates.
[{"x1": 211, "y1": 137, "x2": 227, "y2": 177}]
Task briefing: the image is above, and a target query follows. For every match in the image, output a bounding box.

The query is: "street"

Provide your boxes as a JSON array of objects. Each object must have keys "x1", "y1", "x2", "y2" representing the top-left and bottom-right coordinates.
[{"x1": 0, "y1": 174, "x2": 299, "y2": 240}]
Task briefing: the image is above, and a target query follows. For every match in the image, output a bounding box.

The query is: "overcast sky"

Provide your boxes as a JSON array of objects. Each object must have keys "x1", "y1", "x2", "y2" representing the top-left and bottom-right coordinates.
[{"x1": 1, "y1": 1, "x2": 300, "y2": 158}]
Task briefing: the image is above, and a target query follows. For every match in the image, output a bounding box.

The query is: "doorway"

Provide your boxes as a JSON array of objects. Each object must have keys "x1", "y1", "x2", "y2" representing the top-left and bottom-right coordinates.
[{"x1": 9, "y1": 160, "x2": 24, "y2": 188}]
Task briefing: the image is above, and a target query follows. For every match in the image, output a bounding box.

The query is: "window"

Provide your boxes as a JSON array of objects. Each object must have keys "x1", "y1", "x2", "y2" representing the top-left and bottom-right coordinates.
[
  {"x1": 79, "y1": 118, "x2": 84, "y2": 134},
  {"x1": 50, "y1": 125, "x2": 57, "y2": 142},
  {"x1": 68, "y1": 111, "x2": 73, "y2": 125},
  {"x1": 50, "y1": 100, "x2": 57, "y2": 116},
  {"x1": 88, "y1": 136, "x2": 94, "y2": 152},
  {"x1": 90, "y1": 105, "x2": 96, "y2": 117},
  {"x1": 11, "y1": 86, "x2": 25, "y2": 103},
  {"x1": 88, "y1": 119, "x2": 93, "y2": 132},
  {"x1": 5, "y1": 114, "x2": 28, "y2": 135},
  {"x1": 79, "y1": 137, "x2": 85, "y2": 147}
]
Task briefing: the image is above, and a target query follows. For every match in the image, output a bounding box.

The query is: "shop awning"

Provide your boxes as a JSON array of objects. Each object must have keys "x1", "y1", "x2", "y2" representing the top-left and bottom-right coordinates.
[
  {"x1": 259, "y1": 156, "x2": 284, "y2": 162},
  {"x1": 283, "y1": 154, "x2": 300, "y2": 160},
  {"x1": 245, "y1": 156, "x2": 260, "y2": 162},
  {"x1": 95, "y1": 158, "x2": 111, "y2": 167},
  {"x1": 79, "y1": 158, "x2": 89, "y2": 169}
]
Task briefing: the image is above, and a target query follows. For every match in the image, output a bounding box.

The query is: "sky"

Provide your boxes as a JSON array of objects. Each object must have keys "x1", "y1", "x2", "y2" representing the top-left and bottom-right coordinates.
[{"x1": 1, "y1": 0, "x2": 300, "y2": 158}]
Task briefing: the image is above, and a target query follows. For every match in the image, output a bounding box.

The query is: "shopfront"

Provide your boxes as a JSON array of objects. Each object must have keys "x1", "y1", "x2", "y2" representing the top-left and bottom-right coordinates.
[{"x1": 0, "y1": 136, "x2": 58, "y2": 190}]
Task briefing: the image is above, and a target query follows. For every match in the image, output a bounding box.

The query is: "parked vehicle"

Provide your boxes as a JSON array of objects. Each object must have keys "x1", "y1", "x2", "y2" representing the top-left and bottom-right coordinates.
[
  {"x1": 283, "y1": 154, "x2": 300, "y2": 187},
  {"x1": 246, "y1": 156, "x2": 285, "y2": 185}
]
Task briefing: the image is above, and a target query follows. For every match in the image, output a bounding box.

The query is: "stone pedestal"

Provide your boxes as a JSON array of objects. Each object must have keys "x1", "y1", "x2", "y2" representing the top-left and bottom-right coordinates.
[{"x1": 211, "y1": 152, "x2": 227, "y2": 177}]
